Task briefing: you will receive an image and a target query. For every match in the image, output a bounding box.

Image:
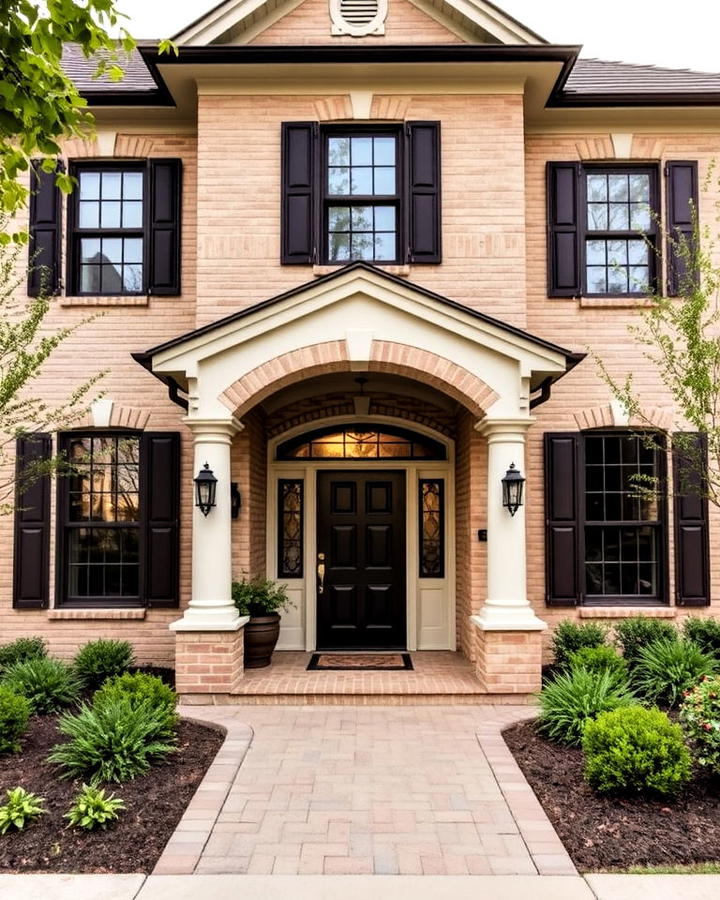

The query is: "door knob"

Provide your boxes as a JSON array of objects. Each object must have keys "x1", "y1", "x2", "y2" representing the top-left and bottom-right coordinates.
[{"x1": 317, "y1": 552, "x2": 326, "y2": 594}]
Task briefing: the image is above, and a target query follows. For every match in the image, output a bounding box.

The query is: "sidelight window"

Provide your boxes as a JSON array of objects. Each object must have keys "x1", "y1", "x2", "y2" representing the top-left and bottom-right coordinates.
[{"x1": 419, "y1": 479, "x2": 444, "y2": 577}]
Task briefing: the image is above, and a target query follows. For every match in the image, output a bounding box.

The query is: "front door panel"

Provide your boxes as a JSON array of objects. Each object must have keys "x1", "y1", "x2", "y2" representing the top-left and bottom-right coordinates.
[{"x1": 317, "y1": 470, "x2": 406, "y2": 649}]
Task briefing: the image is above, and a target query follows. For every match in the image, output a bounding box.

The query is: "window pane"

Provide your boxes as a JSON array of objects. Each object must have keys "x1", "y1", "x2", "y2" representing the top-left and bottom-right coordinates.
[
  {"x1": 586, "y1": 175, "x2": 607, "y2": 201},
  {"x1": 279, "y1": 427, "x2": 445, "y2": 460},
  {"x1": 351, "y1": 136, "x2": 372, "y2": 165},
  {"x1": 102, "y1": 237, "x2": 123, "y2": 263},
  {"x1": 79, "y1": 172, "x2": 100, "y2": 200},
  {"x1": 279, "y1": 480, "x2": 303, "y2": 578},
  {"x1": 609, "y1": 203, "x2": 629, "y2": 230},
  {"x1": 328, "y1": 233, "x2": 350, "y2": 261},
  {"x1": 80, "y1": 265, "x2": 101, "y2": 293},
  {"x1": 350, "y1": 167, "x2": 372, "y2": 195},
  {"x1": 420, "y1": 480, "x2": 444, "y2": 577},
  {"x1": 374, "y1": 137, "x2": 395, "y2": 165},
  {"x1": 587, "y1": 203, "x2": 608, "y2": 230},
  {"x1": 629, "y1": 174, "x2": 650, "y2": 202},
  {"x1": 629, "y1": 266, "x2": 649, "y2": 293},
  {"x1": 587, "y1": 266, "x2": 607, "y2": 293},
  {"x1": 586, "y1": 240, "x2": 605, "y2": 265},
  {"x1": 375, "y1": 206, "x2": 395, "y2": 231},
  {"x1": 80, "y1": 238, "x2": 101, "y2": 263},
  {"x1": 101, "y1": 264, "x2": 122, "y2": 294},
  {"x1": 628, "y1": 240, "x2": 648, "y2": 265},
  {"x1": 374, "y1": 232, "x2": 395, "y2": 260},
  {"x1": 122, "y1": 264, "x2": 143, "y2": 293},
  {"x1": 351, "y1": 206, "x2": 373, "y2": 231},
  {"x1": 609, "y1": 174, "x2": 629, "y2": 201},
  {"x1": 101, "y1": 201, "x2": 121, "y2": 228},
  {"x1": 122, "y1": 201, "x2": 143, "y2": 228},
  {"x1": 607, "y1": 240, "x2": 627, "y2": 265},
  {"x1": 328, "y1": 167, "x2": 350, "y2": 195},
  {"x1": 328, "y1": 137, "x2": 350, "y2": 166},
  {"x1": 351, "y1": 232, "x2": 374, "y2": 260},
  {"x1": 328, "y1": 207, "x2": 350, "y2": 230},
  {"x1": 123, "y1": 171, "x2": 143, "y2": 200},
  {"x1": 79, "y1": 201, "x2": 100, "y2": 228},
  {"x1": 374, "y1": 167, "x2": 395, "y2": 194},
  {"x1": 124, "y1": 238, "x2": 143, "y2": 264},
  {"x1": 101, "y1": 172, "x2": 122, "y2": 199}
]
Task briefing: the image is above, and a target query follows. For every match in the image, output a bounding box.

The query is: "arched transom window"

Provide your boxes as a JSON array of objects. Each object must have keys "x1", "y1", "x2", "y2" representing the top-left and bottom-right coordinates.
[{"x1": 277, "y1": 424, "x2": 446, "y2": 461}]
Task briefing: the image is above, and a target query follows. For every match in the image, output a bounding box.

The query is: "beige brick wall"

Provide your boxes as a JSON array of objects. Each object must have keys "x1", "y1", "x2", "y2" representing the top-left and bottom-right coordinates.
[
  {"x1": 524, "y1": 132, "x2": 720, "y2": 658},
  {"x1": 250, "y1": 0, "x2": 464, "y2": 45},
  {"x1": 195, "y1": 92, "x2": 528, "y2": 328}
]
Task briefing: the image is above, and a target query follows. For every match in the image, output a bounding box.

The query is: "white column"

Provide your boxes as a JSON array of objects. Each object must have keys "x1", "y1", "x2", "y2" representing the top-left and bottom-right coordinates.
[
  {"x1": 473, "y1": 418, "x2": 546, "y2": 632},
  {"x1": 170, "y1": 418, "x2": 244, "y2": 632}
]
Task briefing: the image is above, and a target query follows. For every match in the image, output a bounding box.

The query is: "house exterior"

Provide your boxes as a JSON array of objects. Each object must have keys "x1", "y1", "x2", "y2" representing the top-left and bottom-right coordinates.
[{"x1": 5, "y1": 0, "x2": 720, "y2": 700}]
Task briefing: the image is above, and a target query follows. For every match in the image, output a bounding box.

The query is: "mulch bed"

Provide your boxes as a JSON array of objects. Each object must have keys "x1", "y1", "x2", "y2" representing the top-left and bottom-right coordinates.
[
  {"x1": 0, "y1": 715, "x2": 224, "y2": 873},
  {"x1": 503, "y1": 719, "x2": 720, "y2": 872}
]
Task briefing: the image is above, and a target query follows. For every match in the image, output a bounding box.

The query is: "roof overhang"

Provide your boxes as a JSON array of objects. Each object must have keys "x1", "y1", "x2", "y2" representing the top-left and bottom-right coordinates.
[{"x1": 133, "y1": 262, "x2": 583, "y2": 418}]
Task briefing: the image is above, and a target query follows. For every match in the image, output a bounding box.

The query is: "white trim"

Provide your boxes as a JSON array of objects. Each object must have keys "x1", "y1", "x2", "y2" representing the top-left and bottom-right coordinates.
[
  {"x1": 173, "y1": 0, "x2": 544, "y2": 45},
  {"x1": 265, "y1": 415, "x2": 455, "y2": 652}
]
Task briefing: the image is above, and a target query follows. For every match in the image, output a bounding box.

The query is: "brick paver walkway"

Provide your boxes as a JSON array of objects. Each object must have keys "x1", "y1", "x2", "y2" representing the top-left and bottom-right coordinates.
[{"x1": 176, "y1": 705, "x2": 572, "y2": 877}]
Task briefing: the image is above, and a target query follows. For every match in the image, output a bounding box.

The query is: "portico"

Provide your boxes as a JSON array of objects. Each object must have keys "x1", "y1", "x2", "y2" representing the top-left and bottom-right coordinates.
[{"x1": 135, "y1": 262, "x2": 582, "y2": 698}]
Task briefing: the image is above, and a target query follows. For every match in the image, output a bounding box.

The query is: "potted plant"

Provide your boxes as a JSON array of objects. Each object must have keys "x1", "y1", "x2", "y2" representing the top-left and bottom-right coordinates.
[{"x1": 232, "y1": 576, "x2": 292, "y2": 668}]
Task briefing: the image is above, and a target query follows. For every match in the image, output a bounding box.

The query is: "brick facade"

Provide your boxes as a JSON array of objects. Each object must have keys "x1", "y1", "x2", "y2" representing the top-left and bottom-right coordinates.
[{"x1": 1, "y1": 0, "x2": 719, "y2": 687}]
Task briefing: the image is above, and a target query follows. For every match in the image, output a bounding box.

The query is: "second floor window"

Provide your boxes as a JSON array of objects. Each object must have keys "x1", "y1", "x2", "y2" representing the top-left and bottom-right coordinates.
[
  {"x1": 74, "y1": 167, "x2": 145, "y2": 295},
  {"x1": 325, "y1": 131, "x2": 400, "y2": 264}
]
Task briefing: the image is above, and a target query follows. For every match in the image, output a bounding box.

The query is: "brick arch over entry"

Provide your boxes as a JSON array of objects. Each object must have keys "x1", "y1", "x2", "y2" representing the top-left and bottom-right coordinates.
[{"x1": 219, "y1": 340, "x2": 499, "y2": 420}]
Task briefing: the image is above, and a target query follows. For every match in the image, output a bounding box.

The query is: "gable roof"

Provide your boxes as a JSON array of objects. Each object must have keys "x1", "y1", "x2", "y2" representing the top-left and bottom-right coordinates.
[
  {"x1": 171, "y1": 0, "x2": 547, "y2": 46},
  {"x1": 133, "y1": 260, "x2": 583, "y2": 382}
]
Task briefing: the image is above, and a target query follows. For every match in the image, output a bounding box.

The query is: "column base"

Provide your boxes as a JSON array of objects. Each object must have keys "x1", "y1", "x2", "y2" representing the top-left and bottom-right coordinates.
[
  {"x1": 471, "y1": 616, "x2": 545, "y2": 694},
  {"x1": 172, "y1": 617, "x2": 249, "y2": 695}
]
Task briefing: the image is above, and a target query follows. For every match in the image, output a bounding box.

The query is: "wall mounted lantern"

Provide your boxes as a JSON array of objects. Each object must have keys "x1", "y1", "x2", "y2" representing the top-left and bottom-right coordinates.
[
  {"x1": 501, "y1": 463, "x2": 525, "y2": 517},
  {"x1": 194, "y1": 463, "x2": 217, "y2": 517},
  {"x1": 231, "y1": 482, "x2": 242, "y2": 519}
]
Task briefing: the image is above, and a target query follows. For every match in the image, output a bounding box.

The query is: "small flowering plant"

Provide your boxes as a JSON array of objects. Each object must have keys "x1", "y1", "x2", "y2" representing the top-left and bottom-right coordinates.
[{"x1": 679, "y1": 675, "x2": 720, "y2": 774}]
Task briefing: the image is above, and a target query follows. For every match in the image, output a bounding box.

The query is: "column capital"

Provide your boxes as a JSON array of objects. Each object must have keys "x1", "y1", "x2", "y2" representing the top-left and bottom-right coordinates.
[
  {"x1": 183, "y1": 416, "x2": 244, "y2": 441},
  {"x1": 475, "y1": 416, "x2": 534, "y2": 438}
]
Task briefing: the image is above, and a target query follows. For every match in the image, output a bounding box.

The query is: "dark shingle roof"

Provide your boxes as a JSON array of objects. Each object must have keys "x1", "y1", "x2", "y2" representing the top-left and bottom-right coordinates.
[
  {"x1": 564, "y1": 57, "x2": 720, "y2": 97},
  {"x1": 61, "y1": 43, "x2": 159, "y2": 93}
]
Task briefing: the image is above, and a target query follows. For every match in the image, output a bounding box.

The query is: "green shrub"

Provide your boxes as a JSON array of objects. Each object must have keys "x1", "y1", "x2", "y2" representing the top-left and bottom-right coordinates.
[
  {"x1": 232, "y1": 576, "x2": 292, "y2": 617},
  {"x1": 0, "y1": 687, "x2": 31, "y2": 755},
  {"x1": 93, "y1": 672, "x2": 178, "y2": 731},
  {"x1": 2, "y1": 657, "x2": 80, "y2": 714},
  {"x1": 49, "y1": 697, "x2": 177, "y2": 783},
  {"x1": 73, "y1": 639, "x2": 135, "y2": 690},
  {"x1": 614, "y1": 617, "x2": 678, "y2": 667},
  {"x1": 583, "y1": 706, "x2": 692, "y2": 798},
  {"x1": 680, "y1": 675, "x2": 720, "y2": 775},
  {"x1": 567, "y1": 645, "x2": 628, "y2": 680},
  {"x1": 683, "y1": 618, "x2": 720, "y2": 661},
  {"x1": 65, "y1": 783, "x2": 125, "y2": 831},
  {"x1": 551, "y1": 620, "x2": 608, "y2": 670},
  {"x1": 0, "y1": 637, "x2": 47, "y2": 675},
  {"x1": 538, "y1": 668, "x2": 635, "y2": 746},
  {"x1": 0, "y1": 787, "x2": 45, "y2": 834},
  {"x1": 633, "y1": 639, "x2": 717, "y2": 707}
]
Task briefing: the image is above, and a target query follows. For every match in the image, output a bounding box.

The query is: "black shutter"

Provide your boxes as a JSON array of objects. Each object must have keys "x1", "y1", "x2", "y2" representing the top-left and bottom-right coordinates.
[
  {"x1": 673, "y1": 433, "x2": 710, "y2": 606},
  {"x1": 13, "y1": 434, "x2": 51, "y2": 609},
  {"x1": 148, "y1": 159, "x2": 182, "y2": 295},
  {"x1": 142, "y1": 432, "x2": 180, "y2": 607},
  {"x1": 281, "y1": 123, "x2": 317, "y2": 265},
  {"x1": 28, "y1": 160, "x2": 62, "y2": 297},
  {"x1": 406, "y1": 122, "x2": 441, "y2": 264},
  {"x1": 547, "y1": 162, "x2": 581, "y2": 298},
  {"x1": 544, "y1": 433, "x2": 580, "y2": 605},
  {"x1": 665, "y1": 161, "x2": 698, "y2": 297}
]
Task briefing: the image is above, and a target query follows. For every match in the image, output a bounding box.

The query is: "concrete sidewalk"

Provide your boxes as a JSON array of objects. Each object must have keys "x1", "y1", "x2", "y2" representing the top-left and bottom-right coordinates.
[{"x1": 2, "y1": 873, "x2": 720, "y2": 900}]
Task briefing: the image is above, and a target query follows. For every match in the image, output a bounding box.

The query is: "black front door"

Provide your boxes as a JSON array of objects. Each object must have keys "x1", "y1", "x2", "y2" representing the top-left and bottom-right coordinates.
[{"x1": 316, "y1": 470, "x2": 406, "y2": 650}]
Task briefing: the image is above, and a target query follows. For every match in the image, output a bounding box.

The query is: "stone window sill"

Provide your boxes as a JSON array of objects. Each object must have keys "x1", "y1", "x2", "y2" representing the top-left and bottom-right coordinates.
[
  {"x1": 579, "y1": 296, "x2": 655, "y2": 309},
  {"x1": 579, "y1": 606, "x2": 675, "y2": 619},
  {"x1": 313, "y1": 264, "x2": 411, "y2": 278},
  {"x1": 47, "y1": 608, "x2": 147, "y2": 621},
  {"x1": 59, "y1": 295, "x2": 149, "y2": 308}
]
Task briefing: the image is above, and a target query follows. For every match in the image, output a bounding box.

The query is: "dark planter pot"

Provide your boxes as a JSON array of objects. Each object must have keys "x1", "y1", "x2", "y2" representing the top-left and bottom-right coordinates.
[{"x1": 244, "y1": 613, "x2": 281, "y2": 668}]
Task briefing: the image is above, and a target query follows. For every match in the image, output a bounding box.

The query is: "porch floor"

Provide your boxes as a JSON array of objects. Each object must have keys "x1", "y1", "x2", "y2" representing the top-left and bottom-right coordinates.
[{"x1": 183, "y1": 651, "x2": 536, "y2": 705}]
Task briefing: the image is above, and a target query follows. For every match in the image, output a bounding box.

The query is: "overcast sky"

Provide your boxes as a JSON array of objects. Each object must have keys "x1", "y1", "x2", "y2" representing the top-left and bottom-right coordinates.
[{"x1": 115, "y1": 0, "x2": 720, "y2": 73}]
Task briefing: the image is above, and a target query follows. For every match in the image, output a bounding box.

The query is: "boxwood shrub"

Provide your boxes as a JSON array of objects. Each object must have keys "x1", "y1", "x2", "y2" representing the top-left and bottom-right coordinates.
[
  {"x1": 614, "y1": 617, "x2": 677, "y2": 668},
  {"x1": 73, "y1": 639, "x2": 135, "y2": 690},
  {"x1": 0, "y1": 686, "x2": 31, "y2": 755},
  {"x1": 551, "y1": 620, "x2": 608, "y2": 670}
]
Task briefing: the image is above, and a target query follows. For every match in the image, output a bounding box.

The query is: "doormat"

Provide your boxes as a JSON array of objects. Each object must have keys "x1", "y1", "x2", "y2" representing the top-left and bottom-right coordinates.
[{"x1": 307, "y1": 653, "x2": 414, "y2": 671}]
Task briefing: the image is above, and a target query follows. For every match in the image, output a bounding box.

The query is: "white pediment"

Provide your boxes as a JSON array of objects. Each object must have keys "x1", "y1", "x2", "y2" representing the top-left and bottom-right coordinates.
[{"x1": 172, "y1": 0, "x2": 546, "y2": 46}]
